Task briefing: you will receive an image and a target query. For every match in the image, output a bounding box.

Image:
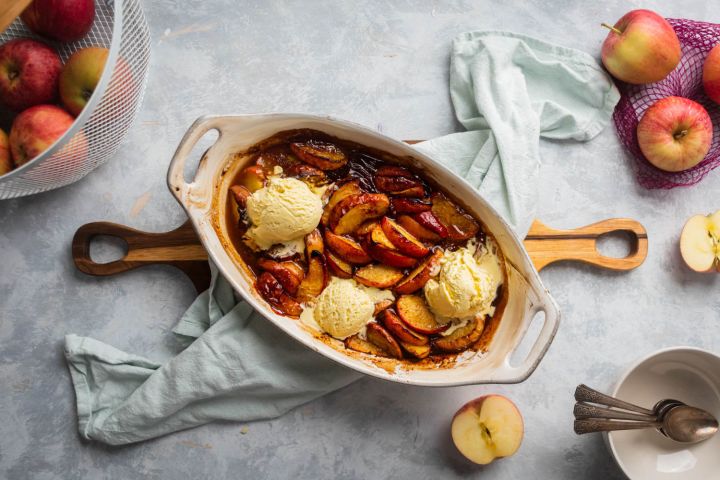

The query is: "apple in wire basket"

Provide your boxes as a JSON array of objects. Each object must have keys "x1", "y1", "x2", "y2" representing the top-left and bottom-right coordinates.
[{"x1": 21, "y1": 0, "x2": 95, "y2": 43}]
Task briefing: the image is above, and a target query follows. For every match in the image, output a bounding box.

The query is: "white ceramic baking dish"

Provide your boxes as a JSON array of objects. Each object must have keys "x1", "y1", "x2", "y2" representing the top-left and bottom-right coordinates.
[{"x1": 167, "y1": 114, "x2": 560, "y2": 386}]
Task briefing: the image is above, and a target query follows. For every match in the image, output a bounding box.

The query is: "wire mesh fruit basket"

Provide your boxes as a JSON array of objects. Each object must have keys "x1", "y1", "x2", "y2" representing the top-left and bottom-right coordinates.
[{"x1": 0, "y1": 0, "x2": 150, "y2": 199}]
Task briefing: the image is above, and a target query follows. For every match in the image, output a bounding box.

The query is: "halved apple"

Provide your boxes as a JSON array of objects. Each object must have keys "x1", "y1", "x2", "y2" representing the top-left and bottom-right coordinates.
[
  {"x1": 290, "y1": 140, "x2": 347, "y2": 170},
  {"x1": 433, "y1": 316, "x2": 485, "y2": 353},
  {"x1": 324, "y1": 230, "x2": 372, "y2": 264},
  {"x1": 381, "y1": 216, "x2": 430, "y2": 258},
  {"x1": 397, "y1": 214, "x2": 442, "y2": 242},
  {"x1": 413, "y1": 211, "x2": 449, "y2": 239},
  {"x1": 330, "y1": 193, "x2": 390, "y2": 235},
  {"x1": 257, "y1": 258, "x2": 305, "y2": 295},
  {"x1": 256, "y1": 272, "x2": 302, "y2": 317},
  {"x1": 354, "y1": 263, "x2": 404, "y2": 288},
  {"x1": 451, "y1": 395, "x2": 524, "y2": 465},
  {"x1": 326, "y1": 251, "x2": 353, "y2": 279},
  {"x1": 366, "y1": 322, "x2": 403, "y2": 359},
  {"x1": 431, "y1": 193, "x2": 479, "y2": 241},
  {"x1": 322, "y1": 181, "x2": 362, "y2": 225},
  {"x1": 230, "y1": 184, "x2": 252, "y2": 208},
  {"x1": 394, "y1": 250, "x2": 443, "y2": 294},
  {"x1": 345, "y1": 334, "x2": 391, "y2": 357},
  {"x1": 237, "y1": 165, "x2": 266, "y2": 192},
  {"x1": 680, "y1": 210, "x2": 720, "y2": 272},
  {"x1": 379, "y1": 309, "x2": 429, "y2": 346},
  {"x1": 391, "y1": 197, "x2": 432, "y2": 214},
  {"x1": 396, "y1": 294, "x2": 448, "y2": 334}
]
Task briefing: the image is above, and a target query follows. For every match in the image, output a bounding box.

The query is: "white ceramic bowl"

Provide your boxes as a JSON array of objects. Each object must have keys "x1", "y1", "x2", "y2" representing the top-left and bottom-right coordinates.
[
  {"x1": 607, "y1": 347, "x2": 720, "y2": 479},
  {"x1": 166, "y1": 114, "x2": 560, "y2": 386}
]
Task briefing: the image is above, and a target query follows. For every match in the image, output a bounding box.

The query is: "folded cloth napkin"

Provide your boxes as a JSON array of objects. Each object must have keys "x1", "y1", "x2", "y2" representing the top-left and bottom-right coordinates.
[{"x1": 65, "y1": 31, "x2": 619, "y2": 445}]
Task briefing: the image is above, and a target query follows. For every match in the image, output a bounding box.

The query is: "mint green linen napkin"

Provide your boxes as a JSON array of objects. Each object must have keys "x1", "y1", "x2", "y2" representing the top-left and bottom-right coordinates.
[{"x1": 65, "y1": 31, "x2": 619, "y2": 445}]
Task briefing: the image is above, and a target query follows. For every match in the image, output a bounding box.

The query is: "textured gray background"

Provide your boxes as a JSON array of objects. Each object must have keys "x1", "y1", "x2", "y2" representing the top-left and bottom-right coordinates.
[{"x1": 2, "y1": 1, "x2": 720, "y2": 478}]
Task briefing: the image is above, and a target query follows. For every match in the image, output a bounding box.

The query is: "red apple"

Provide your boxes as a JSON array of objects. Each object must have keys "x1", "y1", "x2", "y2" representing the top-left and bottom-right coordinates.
[
  {"x1": 0, "y1": 128, "x2": 11, "y2": 175},
  {"x1": 9, "y1": 105, "x2": 75, "y2": 166},
  {"x1": 21, "y1": 0, "x2": 95, "y2": 42},
  {"x1": 601, "y1": 9, "x2": 681, "y2": 84},
  {"x1": 703, "y1": 44, "x2": 720, "y2": 104},
  {"x1": 0, "y1": 39, "x2": 61, "y2": 112},
  {"x1": 60, "y1": 47, "x2": 109, "y2": 116},
  {"x1": 637, "y1": 96, "x2": 712, "y2": 172},
  {"x1": 451, "y1": 395, "x2": 524, "y2": 465}
]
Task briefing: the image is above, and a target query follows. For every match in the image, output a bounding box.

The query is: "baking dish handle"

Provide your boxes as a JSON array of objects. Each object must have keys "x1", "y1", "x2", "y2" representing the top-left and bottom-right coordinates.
[
  {"x1": 167, "y1": 115, "x2": 224, "y2": 202},
  {"x1": 493, "y1": 294, "x2": 561, "y2": 384}
]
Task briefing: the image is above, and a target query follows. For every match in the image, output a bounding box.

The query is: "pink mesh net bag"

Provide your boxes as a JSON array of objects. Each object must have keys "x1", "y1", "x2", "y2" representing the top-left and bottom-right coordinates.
[{"x1": 613, "y1": 18, "x2": 720, "y2": 189}]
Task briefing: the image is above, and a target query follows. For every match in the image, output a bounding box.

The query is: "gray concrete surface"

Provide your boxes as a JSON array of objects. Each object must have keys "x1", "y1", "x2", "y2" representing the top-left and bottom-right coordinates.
[{"x1": 2, "y1": 0, "x2": 720, "y2": 478}]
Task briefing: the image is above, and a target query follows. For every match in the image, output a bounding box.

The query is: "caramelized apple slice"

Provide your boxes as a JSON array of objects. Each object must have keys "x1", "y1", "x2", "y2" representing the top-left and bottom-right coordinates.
[
  {"x1": 322, "y1": 181, "x2": 362, "y2": 226},
  {"x1": 285, "y1": 163, "x2": 327, "y2": 184},
  {"x1": 297, "y1": 230, "x2": 328, "y2": 302},
  {"x1": 324, "y1": 231, "x2": 372, "y2": 264},
  {"x1": 381, "y1": 217, "x2": 430, "y2": 258},
  {"x1": 375, "y1": 166, "x2": 425, "y2": 197},
  {"x1": 326, "y1": 251, "x2": 353, "y2": 279},
  {"x1": 304, "y1": 228, "x2": 324, "y2": 256},
  {"x1": 391, "y1": 197, "x2": 432, "y2": 214},
  {"x1": 366, "y1": 322, "x2": 403, "y2": 359},
  {"x1": 373, "y1": 299, "x2": 394, "y2": 316},
  {"x1": 356, "y1": 219, "x2": 380, "y2": 237},
  {"x1": 397, "y1": 215, "x2": 441, "y2": 242},
  {"x1": 237, "y1": 165, "x2": 266, "y2": 192},
  {"x1": 377, "y1": 165, "x2": 414, "y2": 177},
  {"x1": 257, "y1": 258, "x2": 305, "y2": 295},
  {"x1": 330, "y1": 193, "x2": 390, "y2": 235},
  {"x1": 433, "y1": 316, "x2": 485, "y2": 353},
  {"x1": 256, "y1": 272, "x2": 302, "y2": 317},
  {"x1": 401, "y1": 342, "x2": 431, "y2": 359},
  {"x1": 365, "y1": 238, "x2": 418, "y2": 268},
  {"x1": 379, "y1": 309, "x2": 429, "y2": 346},
  {"x1": 394, "y1": 250, "x2": 443, "y2": 294},
  {"x1": 345, "y1": 334, "x2": 392, "y2": 357},
  {"x1": 430, "y1": 193, "x2": 480, "y2": 241},
  {"x1": 354, "y1": 263, "x2": 404, "y2": 288},
  {"x1": 290, "y1": 140, "x2": 347, "y2": 170},
  {"x1": 369, "y1": 224, "x2": 397, "y2": 250},
  {"x1": 230, "y1": 185, "x2": 252, "y2": 208},
  {"x1": 396, "y1": 294, "x2": 448, "y2": 335},
  {"x1": 413, "y1": 211, "x2": 449, "y2": 239}
]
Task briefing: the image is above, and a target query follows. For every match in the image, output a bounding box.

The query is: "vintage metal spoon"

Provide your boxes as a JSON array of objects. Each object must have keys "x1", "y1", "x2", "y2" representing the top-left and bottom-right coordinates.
[{"x1": 660, "y1": 405, "x2": 719, "y2": 443}]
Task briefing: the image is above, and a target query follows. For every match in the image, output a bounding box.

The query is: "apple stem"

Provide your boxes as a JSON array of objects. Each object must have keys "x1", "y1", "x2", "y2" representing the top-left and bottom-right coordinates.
[
  {"x1": 674, "y1": 129, "x2": 689, "y2": 140},
  {"x1": 601, "y1": 23, "x2": 622, "y2": 35}
]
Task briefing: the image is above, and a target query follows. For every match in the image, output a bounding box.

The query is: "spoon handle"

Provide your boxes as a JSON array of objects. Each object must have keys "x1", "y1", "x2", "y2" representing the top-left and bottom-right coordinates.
[
  {"x1": 574, "y1": 402, "x2": 657, "y2": 422},
  {"x1": 574, "y1": 419, "x2": 661, "y2": 435},
  {"x1": 575, "y1": 384, "x2": 655, "y2": 416}
]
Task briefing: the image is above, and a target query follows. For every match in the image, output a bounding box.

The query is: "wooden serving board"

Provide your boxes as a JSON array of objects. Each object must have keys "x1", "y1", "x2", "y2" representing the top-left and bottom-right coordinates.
[{"x1": 72, "y1": 218, "x2": 648, "y2": 293}]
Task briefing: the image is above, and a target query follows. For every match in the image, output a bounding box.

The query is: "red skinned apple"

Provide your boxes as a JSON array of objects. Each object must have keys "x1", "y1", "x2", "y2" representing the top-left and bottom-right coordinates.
[
  {"x1": 21, "y1": 0, "x2": 95, "y2": 42},
  {"x1": 601, "y1": 9, "x2": 681, "y2": 84},
  {"x1": 60, "y1": 47, "x2": 109, "y2": 116},
  {"x1": 703, "y1": 44, "x2": 720, "y2": 104},
  {"x1": 637, "y1": 96, "x2": 712, "y2": 172},
  {"x1": 0, "y1": 128, "x2": 11, "y2": 175},
  {"x1": 9, "y1": 105, "x2": 75, "y2": 166},
  {"x1": 0, "y1": 39, "x2": 61, "y2": 112},
  {"x1": 451, "y1": 395, "x2": 524, "y2": 465}
]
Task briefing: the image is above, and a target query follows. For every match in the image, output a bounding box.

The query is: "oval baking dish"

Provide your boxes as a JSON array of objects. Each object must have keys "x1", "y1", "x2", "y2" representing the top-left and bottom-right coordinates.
[{"x1": 167, "y1": 114, "x2": 560, "y2": 386}]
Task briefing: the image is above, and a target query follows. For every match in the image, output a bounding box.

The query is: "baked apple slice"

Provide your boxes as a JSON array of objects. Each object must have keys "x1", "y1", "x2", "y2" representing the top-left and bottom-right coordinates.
[
  {"x1": 365, "y1": 232, "x2": 418, "y2": 268},
  {"x1": 366, "y1": 322, "x2": 403, "y2": 359},
  {"x1": 394, "y1": 250, "x2": 443, "y2": 294},
  {"x1": 434, "y1": 316, "x2": 485, "y2": 353},
  {"x1": 413, "y1": 211, "x2": 449, "y2": 239},
  {"x1": 379, "y1": 309, "x2": 429, "y2": 346},
  {"x1": 397, "y1": 214, "x2": 441, "y2": 242},
  {"x1": 330, "y1": 193, "x2": 390, "y2": 235},
  {"x1": 257, "y1": 258, "x2": 305, "y2": 295},
  {"x1": 381, "y1": 217, "x2": 430, "y2": 258},
  {"x1": 345, "y1": 334, "x2": 391, "y2": 357},
  {"x1": 354, "y1": 263, "x2": 404, "y2": 289},
  {"x1": 324, "y1": 230, "x2": 372, "y2": 264},
  {"x1": 256, "y1": 272, "x2": 302, "y2": 317},
  {"x1": 230, "y1": 185, "x2": 252, "y2": 208},
  {"x1": 373, "y1": 299, "x2": 394, "y2": 316},
  {"x1": 322, "y1": 181, "x2": 362, "y2": 225},
  {"x1": 285, "y1": 163, "x2": 327, "y2": 184},
  {"x1": 297, "y1": 229, "x2": 328, "y2": 302},
  {"x1": 356, "y1": 219, "x2": 380, "y2": 237},
  {"x1": 401, "y1": 341, "x2": 431, "y2": 359},
  {"x1": 290, "y1": 140, "x2": 348, "y2": 170},
  {"x1": 431, "y1": 193, "x2": 479, "y2": 241},
  {"x1": 325, "y1": 251, "x2": 353, "y2": 279},
  {"x1": 396, "y1": 294, "x2": 448, "y2": 335},
  {"x1": 237, "y1": 165, "x2": 266, "y2": 192},
  {"x1": 391, "y1": 197, "x2": 432, "y2": 214},
  {"x1": 375, "y1": 167, "x2": 425, "y2": 197}
]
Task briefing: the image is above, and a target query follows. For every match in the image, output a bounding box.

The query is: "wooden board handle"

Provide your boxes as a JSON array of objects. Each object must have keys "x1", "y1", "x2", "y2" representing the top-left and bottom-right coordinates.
[
  {"x1": 72, "y1": 220, "x2": 211, "y2": 292},
  {"x1": 523, "y1": 218, "x2": 648, "y2": 272}
]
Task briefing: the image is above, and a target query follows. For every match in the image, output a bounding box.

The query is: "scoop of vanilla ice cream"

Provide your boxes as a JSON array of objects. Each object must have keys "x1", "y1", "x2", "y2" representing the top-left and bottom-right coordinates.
[
  {"x1": 423, "y1": 244, "x2": 503, "y2": 321},
  {"x1": 314, "y1": 278, "x2": 375, "y2": 339},
  {"x1": 244, "y1": 177, "x2": 322, "y2": 250}
]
